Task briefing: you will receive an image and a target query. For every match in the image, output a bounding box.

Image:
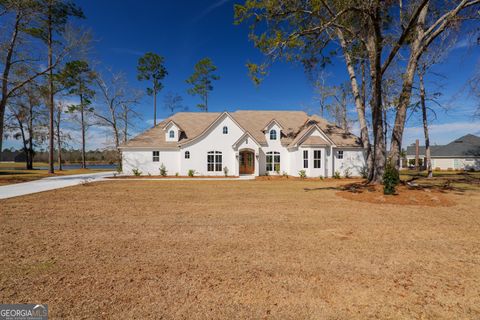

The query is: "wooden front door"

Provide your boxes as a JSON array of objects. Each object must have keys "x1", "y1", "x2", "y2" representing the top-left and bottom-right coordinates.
[{"x1": 239, "y1": 150, "x2": 255, "y2": 174}]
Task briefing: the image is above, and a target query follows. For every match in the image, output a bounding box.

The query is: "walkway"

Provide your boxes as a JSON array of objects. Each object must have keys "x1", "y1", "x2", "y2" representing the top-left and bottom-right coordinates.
[{"x1": 0, "y1": 171, "x2": 115, "y2": 200}]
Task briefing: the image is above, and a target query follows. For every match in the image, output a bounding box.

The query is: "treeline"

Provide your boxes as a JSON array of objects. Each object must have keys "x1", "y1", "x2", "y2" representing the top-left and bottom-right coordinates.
[
  {"x1": 0, "y1": 0, "x2": 222, "y2": 172},
  {"x1": 1, "y1": 148, "x2": 118, "y2": 164}
]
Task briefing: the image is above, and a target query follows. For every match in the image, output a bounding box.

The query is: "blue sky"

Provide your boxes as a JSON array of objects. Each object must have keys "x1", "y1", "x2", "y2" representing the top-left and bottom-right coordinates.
[{"x1": 5, "y1": 0, "x2": 480, "y2": 150}]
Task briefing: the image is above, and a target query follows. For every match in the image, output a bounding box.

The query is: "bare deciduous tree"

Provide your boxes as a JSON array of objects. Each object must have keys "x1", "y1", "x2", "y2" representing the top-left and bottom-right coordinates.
[{"x1": 94, "y1": 70, "x2": 142, "y2": 167}]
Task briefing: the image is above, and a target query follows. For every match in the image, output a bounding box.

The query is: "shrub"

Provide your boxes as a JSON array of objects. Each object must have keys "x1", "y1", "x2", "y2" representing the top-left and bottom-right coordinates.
[
  {"x1": 360, "y1": 165, "x2": 368, "y2": 179},
  {"x1": 264, "y1": 171, "x2": 270, "y2": 176},
  {"x1": 319, "y1": 175, "x2": 324, "y2": 180},
  {"x1": 333, "y1": 171, "x2": 341, "y2": 179},
  {"x1": 275, "y1": 168, "x2": 280, "y2": 175},
  {"x1": 132, "y1": 168, "x2": 142, "y2": 176},
  {"x1": 299, "y1": 170, "x2": 307, "y2": 179},
  {"x1": 282, "y1": 171, "x2": 288, "y2": 178},
  {"x1": 383, "y1": 161, "x2": 400, "y2": 195},
  {"x1": 159, "y1": 163, "x2": 167, "y2": 177},
  {"x1": 175, "y1": 172, "x2": 179, "y2": 177},
  {"x1": 188, "y1": 169, "x2": 196, "y2": 177},
  {"x1": 223, "y1": 166, "x2": 229, "y2": 177},
  {"x1": 343, "y1": 168, "x2": 351, "y2": 179}
]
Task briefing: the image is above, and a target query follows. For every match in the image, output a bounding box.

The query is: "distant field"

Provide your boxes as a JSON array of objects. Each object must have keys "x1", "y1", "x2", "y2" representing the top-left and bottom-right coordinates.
[{"x1": 1, "y1": 179, "x2": 479, "y2": 318}]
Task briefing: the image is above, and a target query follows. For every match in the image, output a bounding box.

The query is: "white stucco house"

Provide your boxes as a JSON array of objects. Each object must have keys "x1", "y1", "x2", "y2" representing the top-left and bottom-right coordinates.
[{"x1": 119, "y1": 110, "x2": 366, "y2": 177}]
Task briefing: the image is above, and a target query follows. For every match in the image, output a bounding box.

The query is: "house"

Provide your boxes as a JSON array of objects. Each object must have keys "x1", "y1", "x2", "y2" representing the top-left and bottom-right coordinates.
[
  {"x1": 119, "y1": 111, "x2": 366, "y2": 177},
  {"x1": 405, "y1": 134, "x2": 480, "y2": 171}
]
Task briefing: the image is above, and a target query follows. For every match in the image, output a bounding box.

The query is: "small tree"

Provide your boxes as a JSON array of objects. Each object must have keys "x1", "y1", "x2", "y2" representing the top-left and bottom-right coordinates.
[
  {"x1": 59, "y1": 60, "x2": 96, "y2": 169},
  {"x1": 186, "y1": 58, "x2": 219, "y2": 112},
  {"x1": 383, "y1": 161, "x2": 400, "y2": 195},
  {"x1": 137, "y1": 52, "x2": 167, "y2": 127}
]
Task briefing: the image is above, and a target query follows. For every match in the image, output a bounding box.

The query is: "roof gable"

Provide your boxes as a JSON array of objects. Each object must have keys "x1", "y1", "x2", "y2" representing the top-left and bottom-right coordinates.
[
  {"x1": 120, "y1": 110, "x2": 363, "y2": 149},
  {"x1": 263, "y1": 119, "x2": 284, "y2": 132}
]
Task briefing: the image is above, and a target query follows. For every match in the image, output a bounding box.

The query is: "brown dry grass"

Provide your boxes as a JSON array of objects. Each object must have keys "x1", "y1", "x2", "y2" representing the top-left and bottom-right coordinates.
[{"x1": 1, "y1": 179, "x2": 480, "y2": 319}]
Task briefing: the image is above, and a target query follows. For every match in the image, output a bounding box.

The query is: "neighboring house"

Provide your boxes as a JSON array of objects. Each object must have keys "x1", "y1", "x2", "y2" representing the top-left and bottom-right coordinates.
[
  {"x1": 404, "y1": 134, "x2": 480, "y2": 171},
  {"x1": 119, "y1": 111, "x2": 366, "y2": 177}
]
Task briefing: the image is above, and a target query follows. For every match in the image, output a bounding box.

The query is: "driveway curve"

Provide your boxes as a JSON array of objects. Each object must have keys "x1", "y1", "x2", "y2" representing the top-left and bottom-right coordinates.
[{"x1": 0, "y1": 171, "x2": 114, "y2": 200}]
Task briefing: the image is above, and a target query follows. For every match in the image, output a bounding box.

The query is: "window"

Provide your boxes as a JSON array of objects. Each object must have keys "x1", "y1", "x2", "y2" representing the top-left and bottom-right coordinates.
[
  {"x1": 314, "y1": 150, "x2": 321, "y2": 168},
  {"x1": 152, "y1": 151, "x2": 159, "y2": 162},
  {"x1": 185, "y1": 151, "x2": 190, "y2": 159},
  {"x1": 338, "y1": 150, "x2": 344, "y2": 159},
  {"x1": 169, "y1": 130, "x2": 175, "y2": 138},
  {"x1": 207, "y1": 151, "x2": 222, "y2": 172},
  {"x1": 269, "y1": 129, "x2": 277, "y2": 140},
  {"x1": 266, "y1": 151, "x2": 280, "y2": 172},
  {"x1": 223, "y1": 126, "x2": 228, "y2": 134},
  {"x1": 303, "y1": 150, "x2": 308, "y2": 168}
]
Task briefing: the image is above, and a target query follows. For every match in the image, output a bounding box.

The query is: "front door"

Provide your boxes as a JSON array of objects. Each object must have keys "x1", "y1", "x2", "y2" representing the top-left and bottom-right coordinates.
[{"x1": 239, "y1": 150, "x2": 255, "y2": 174}]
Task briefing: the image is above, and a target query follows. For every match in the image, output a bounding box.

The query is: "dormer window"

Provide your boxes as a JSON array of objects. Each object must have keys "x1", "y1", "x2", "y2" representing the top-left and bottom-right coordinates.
[
  {"x1": 223, "y1": 126, "x2": 228, "y2": 134},
  {"x1": 169, "y1": 130, "x2": 174, "y2": 138},
  {"x1": 269, "y1": 129, "x2": 277, "y2": 140}
]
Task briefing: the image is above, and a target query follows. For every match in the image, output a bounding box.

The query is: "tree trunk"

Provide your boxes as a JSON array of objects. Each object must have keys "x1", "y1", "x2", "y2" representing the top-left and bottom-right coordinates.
[
  {"x1": 56, "y1": 107, "x2": 63, "y2": 171},
  {"x1": 153, "y1": 89, "x2": 157, "y2": 127},
  {"x1": 0, "y1": 13, "x2": 21, "y2": 162},
  {"x1": 389, "y1": 3, "x2": 428, "y2": 168},
  {"x1": 366, "y1": 14, "x2": 386, "y2": 184},
  {"x1": 123, "y1": 107, "x2": 128, "y2": 144},
  {"x1": 47, "y1": 6, "x2": 55, "y2": 174},
  {"x1": 336, "y1": 29, "x2": 373, "y2": 181},
  {"x1": 27, "y1": 99, "x2": 34, "y2": 170},
  {"x1": 109, "y1": 101, "x2": 121, "y2": 169},
  {"x1": 418, "y1": 70, "x2": 432, "y2": 178},
  {"x1": 80, "y1": 93, "x2": 86, "y2": 169},
  {"x1": 205, "y1": 84, "x2": 208, "y2": 112},
  {"x1": 17, "y1": 118, "x2": 29, "y2": 170}
]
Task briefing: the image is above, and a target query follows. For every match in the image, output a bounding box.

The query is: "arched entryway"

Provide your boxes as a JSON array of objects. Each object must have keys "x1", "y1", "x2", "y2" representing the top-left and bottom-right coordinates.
[{"x1": 239, "y1": 150, "x2": 255, "y2": 174}]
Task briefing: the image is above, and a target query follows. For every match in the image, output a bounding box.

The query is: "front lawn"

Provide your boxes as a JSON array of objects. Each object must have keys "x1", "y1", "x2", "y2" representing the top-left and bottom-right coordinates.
[{"x1": 1, "y1": 179, "x2": 479, "y2": 318}]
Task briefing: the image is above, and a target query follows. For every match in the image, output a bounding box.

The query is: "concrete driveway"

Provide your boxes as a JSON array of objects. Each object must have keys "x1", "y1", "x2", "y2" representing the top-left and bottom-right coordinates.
[{"x1": 0, "y1": 171, "x2": 114, "y2": 200}]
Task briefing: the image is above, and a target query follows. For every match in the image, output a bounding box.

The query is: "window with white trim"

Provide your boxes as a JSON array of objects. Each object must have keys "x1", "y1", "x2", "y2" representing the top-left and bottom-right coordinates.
[
  {"x1": 338, "y1": 150, "x2": 344, "y2": 159},
  {"x1": 314, "y1": 150, "x2": 321, "y2": 168},
  {"x1": 169, "y1": 130, "x2": 174, "y2": 138},
  {"x1": 223, "y1": 126, "x2": 228, "y2": 134},
  {"x1": 266, "y1": 151, "x2": 280, "y2": 172},
  {"x1": 207, "y1": 151, "x2": 222, "y2": 172},
  {"x1": 303, "y1": 150, "x2": 308, "y2": 168},
  {"x1": 152, "y1": 151, "x2": 160, "y2": 162},
  {"x1": 269, "y1": 129, "x2": 277, "y2": 140},
  {"x1": 185, "y1": 151, "x2": 190, "y2": 159}
]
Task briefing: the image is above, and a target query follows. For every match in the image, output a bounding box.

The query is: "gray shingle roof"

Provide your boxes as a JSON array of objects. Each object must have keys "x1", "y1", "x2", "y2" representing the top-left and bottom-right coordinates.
[{"x1": 406, "y1": 134, "x2": 480, "y2": 157}]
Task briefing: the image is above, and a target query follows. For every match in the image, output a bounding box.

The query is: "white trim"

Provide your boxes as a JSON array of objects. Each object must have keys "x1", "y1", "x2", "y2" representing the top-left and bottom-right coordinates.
[
  {"x1": 232, "y1": 131, "x2": 261, "y2": 150},
  {"x1": 288, "y1": 125, "x2": 336, "y2": 149},
  {"x1": 178, "y1": 112, "x2": 248, "y2": 147},
  {"x1": 262, "y1": 119, "x2": 284, "y2": 131}
]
